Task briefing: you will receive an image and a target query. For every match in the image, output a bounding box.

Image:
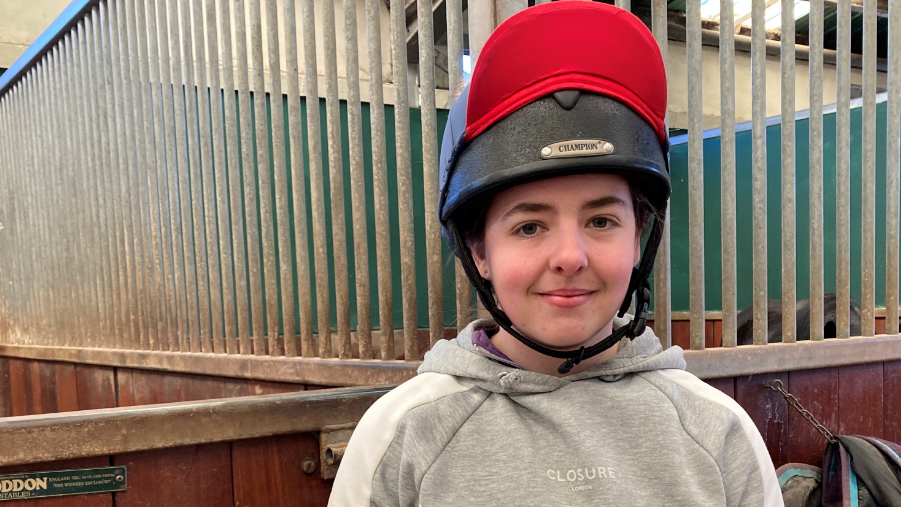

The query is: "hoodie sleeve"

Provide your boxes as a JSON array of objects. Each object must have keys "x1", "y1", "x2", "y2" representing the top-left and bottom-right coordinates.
[
  {"x1": 653, "y1": 369, "x2": 784, "y2": 507},
  {"x1": 328, "y1": 373, "x2": 475, "y2": 507}
]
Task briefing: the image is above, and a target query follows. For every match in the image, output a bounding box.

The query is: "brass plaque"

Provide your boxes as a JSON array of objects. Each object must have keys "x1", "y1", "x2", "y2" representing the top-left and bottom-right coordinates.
[{"x1": 0, "y1": 466, "x2": 127, "y2": 501}]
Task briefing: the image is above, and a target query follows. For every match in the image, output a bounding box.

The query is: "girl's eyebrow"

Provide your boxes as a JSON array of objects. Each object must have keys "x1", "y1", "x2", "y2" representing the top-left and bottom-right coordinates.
[{"x1": 500, "y1": 196, "x2": 626, "y2": 221}]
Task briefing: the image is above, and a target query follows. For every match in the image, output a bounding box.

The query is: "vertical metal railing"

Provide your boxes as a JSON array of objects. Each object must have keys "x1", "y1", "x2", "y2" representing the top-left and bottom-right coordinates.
[{"x1": 2, "y1": 0, "x2": 900, "y2": 365}]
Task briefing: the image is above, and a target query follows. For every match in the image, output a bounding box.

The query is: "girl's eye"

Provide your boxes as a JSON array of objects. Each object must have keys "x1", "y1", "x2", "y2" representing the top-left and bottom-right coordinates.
[
  {"x1": 591, "y1": 217, "x2": 610, "y2": 229},
  {"x1": 518, "y1": 223, "x2": 540, "y2": 236}
]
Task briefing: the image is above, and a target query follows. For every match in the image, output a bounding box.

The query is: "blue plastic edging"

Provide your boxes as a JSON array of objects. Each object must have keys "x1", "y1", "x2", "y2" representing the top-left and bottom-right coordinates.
[{"x1": 0, "y1": 0, "x2": 100, "y2": 97}]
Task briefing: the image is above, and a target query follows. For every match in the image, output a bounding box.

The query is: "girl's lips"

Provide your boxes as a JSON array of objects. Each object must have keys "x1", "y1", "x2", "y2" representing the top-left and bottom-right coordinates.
[{"x1": 539, "y1": 291, "x2": 596, "y2": 308}]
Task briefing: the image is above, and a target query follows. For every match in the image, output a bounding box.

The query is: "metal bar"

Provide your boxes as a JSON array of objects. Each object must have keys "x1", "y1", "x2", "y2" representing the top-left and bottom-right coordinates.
[
  {"x1": 88, "y1": 11, "x2": 113, "y2": 349},
  {"x1": 124, "y1": 0, "x2": 154, "y2": 350},
  {"x1": 284, "y1": 0, "x2": 313, "y2": 357},
  {"x1": 615, "y1": 0, "x2": 631, "y2": 11},
  {"x1": 301, "y1": 0, "x2": 332, "y2": 358},
  {"x1": 192, "y1": 0, "x2": 224, "y2": 353},
  {"x1": 234, "y1": 0, "x2": 264, "y2": 356},
  {"x1": 720, "y1": 0, "x2": 736, "y2": 348},
  {"x1": 365, "y1": 0, "x2": 394, "y2": 359},
  {"x1": 390, "y1": 0, "x2": 417, "y2": 361},
  {"x1": 887, "y1": 0, "x2": 901, "y2": 335},
  {"x1": 418, "y1": 0, "x2": 443, "y2": 347},
  {"x1": 265, "y1": 0, "x2": 294, "y2": 356},
  {"x1": 179, "y1": 0, "x2": 212, "y2": 352},
  {"x1": 155, "y1": 0, "x2": 188, "y2": 351},
  {"x1": 861, "y1": 0, "x2": 877, "y2": 336},
  {"x1": 687, "y1": 0, "x2": 704, "y2": 350},
  {"x1": 144, "y1": 0, "x2": 178, "y2": 351},
  {"x1": 652, "y1": 0, "x2": 671, "y2": 349},
  {"x1": 205, "y1": 0, "x2": 235, "y2": 354},
  {"x1": 80, "y1": 21, "x2": 107, "y2": 349},
  {"x1": 344, "y1": 0, "x2": 372, "y2": 358},
  {"x1": 836, "y1": 0, "x2": 851, "y2": 338},
  {"x1": 112, "y1": 1, "x2": 142, "y2": 351},
  {"x1": 446, "y1": 0, "x2": 470, "y2": 333},
  {"x1": 781, "y1": 0, "x2": 796, "y2": 343},
  {"x1": 129, "y1": 0, "x2": 165, "y2": 350},
  {"x1": 321, "y1": 0, "x2": 351, "y2": 359},
  {"x1": 810, "y1": 0, "x2": 825, "y2": 341},
  {"x1": 221, "y1": 0, "x2": 251, "y2": 354},
  {"x1": 249, "y1": 0, "x2": 279, "y2": 356},
  {"x1": 751, "y1": 0, "x2": 768, "y2": 346},
  {"x1": 168, "y1": 0, "x2": 201, "y2": 353},
  {"x1": 98, "y1": 3, "x2": 128, "y2": 350}
]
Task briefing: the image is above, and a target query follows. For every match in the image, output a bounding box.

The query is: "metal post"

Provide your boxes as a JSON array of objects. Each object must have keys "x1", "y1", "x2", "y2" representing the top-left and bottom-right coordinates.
[
  {"x1": 321, "y1": 0, "x2": 352, "y2": 358},
  {"x1": 301, "y1": 0, "x2": 332, "y2": 358},
  {"x1": 720, "y1": 0, "x2": 736, "y2": 347},
  {"x1": 652, "y1": 0, "x2": 671, "y2": 349},
  {"x1": 687, "y1": 0, "x2": 704, "y2": 350},
  {"x1": 206, "y1": 0, "x2": 237, "y2": 354},
  {"x1": 418, "y1": 0, "x2": 444, "y2": 347},
  {"x1": 751, "y1": 0, "x2": 768, "y2": 346},
  {"x1": 810, "y1": 0, "x2": 825, "y2": 341},
  {"x1": 781, "y1": 0, "x2": 796, "y2": 343},
  {"x1": 836, "y1": 0, "x2": 851, "y2": 338},
  {"x1": 192, "y1": 0, "x2": 224, "y2": 353},
  {"x1": 366, "y1": 0, "x2": 395, "y2": 359},
  {"x1": 861, "y1": 0, "x2": 876, "y2": 336},
  {"x1": 390, "y1": 0, "x2": 418, "y2": 361},
  {"x1": 234, "y1": 0, "x2": 265, "y2": 355},
  {"x1": 887, "y1": 0, "x2": 901, "y2": 334},
  {"x1": 221, "y1": 0, "x2": 251, "y2": 353},
  {"x1": 283, "y1": 0, "x2": 314, "y2": 357},
  {"x1": 344, "y1": 0, "x2": 373, "y2": 358}
]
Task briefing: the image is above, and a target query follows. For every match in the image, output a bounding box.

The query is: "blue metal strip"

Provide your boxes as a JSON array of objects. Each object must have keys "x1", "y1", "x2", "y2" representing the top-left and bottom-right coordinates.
[{"x1": 0, "y1": 0, "x2": 99, "y2": 96}]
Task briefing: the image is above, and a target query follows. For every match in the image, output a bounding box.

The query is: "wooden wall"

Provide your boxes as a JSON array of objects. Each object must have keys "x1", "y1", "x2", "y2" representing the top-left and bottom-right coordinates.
[
  {"x1": 0, "y1": 358, "x2": 312, "y2": 417},
  {"x1": 1, "y1": 357, "x2": 899, "y2": 506},
  {"x1": 0, "y1": 434, "x2": 333, "y2": 507}
]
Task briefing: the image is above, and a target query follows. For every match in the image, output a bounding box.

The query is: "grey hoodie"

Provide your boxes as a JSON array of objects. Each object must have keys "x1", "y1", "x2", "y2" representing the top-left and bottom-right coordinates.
[{"x1": 329, "y1": 318, "x2": 783, "y2": 507}]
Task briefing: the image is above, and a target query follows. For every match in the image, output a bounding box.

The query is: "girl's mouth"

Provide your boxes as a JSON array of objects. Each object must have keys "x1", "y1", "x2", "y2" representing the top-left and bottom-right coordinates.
[{"x1": 538, "y1": 290, "x2": 596, "y2": 308}]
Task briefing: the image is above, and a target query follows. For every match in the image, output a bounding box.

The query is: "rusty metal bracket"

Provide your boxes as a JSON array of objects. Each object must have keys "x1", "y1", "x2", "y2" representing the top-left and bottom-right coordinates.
[{"x1": 320, "y1": 423, "x2": 356, "y2": 479}]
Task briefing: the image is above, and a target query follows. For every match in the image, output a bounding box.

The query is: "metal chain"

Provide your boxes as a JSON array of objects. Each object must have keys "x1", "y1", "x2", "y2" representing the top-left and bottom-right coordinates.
[{"x1": 766, "y1": 379, "x2": 837, "y2": 444}]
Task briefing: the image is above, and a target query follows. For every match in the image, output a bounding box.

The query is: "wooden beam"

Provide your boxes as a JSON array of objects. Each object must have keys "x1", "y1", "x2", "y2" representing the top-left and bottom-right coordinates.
[{"x1": 0, "y1": 386, "x2": 391, "y2": 466}]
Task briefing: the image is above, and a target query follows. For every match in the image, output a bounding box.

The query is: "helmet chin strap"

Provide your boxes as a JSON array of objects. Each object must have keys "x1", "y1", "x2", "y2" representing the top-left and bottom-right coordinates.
[{"x1": 449, "y1": 218, "x2": 662, "y2": 374}]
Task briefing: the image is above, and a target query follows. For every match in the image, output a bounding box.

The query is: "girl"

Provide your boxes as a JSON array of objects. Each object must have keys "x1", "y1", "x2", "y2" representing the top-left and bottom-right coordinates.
[{"x1": 329, "y1": 2, "x2": 782, "y2": 505}]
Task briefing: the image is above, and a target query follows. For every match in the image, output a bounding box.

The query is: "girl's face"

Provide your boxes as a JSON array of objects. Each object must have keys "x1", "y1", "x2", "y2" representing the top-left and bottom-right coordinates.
[{"x1": 472, "y1": 173, "x2": 640, "y2": 350}]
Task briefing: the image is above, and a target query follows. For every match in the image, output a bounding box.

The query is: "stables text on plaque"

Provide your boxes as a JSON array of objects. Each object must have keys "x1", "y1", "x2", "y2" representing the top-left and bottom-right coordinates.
[{"x1": 0, "y1": 466, "x2": 127, "y2": 501}]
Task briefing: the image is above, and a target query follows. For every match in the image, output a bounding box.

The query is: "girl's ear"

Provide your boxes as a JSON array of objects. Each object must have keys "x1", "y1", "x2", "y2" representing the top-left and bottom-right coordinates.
[
  {"x1": 471, "y1": 244, "x2": 491, "y2": 280},
  {"x1": 633, "y1": 235, "x2": 641, "y2": 267}
]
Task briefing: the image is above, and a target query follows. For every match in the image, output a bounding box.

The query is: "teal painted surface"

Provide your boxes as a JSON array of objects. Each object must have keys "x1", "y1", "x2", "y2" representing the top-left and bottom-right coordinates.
[
  {"x1": 218, "y1": 93, "x2": 457, "y2": 335},
  {"x1": 662, "y1": 100, "x2": 895, "y2": 312}
]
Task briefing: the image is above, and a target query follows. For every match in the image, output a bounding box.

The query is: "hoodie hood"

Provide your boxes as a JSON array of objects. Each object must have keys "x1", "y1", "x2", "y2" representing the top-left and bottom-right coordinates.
[{"x1": 418, "y1": 317, "x2": 686, "y2": 394}]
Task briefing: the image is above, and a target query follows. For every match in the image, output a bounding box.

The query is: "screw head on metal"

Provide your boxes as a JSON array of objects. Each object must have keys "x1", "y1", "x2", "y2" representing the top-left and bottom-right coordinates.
[
  {"x1": 540, "y1": 146, "x2": 553, "y2": 157},
  {"x1": 115, "y1": 475, "x2": 124, "y2": 483},
  {"x1": 603, "y1": 142, "x2": 614, "y2": 153},
  {"x1": 301, "y1": 458, "x2": 317, "y2": 475}
]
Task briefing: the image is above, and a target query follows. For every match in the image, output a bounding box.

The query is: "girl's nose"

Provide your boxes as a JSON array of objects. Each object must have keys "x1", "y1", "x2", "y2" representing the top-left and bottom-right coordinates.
[{"x1": 548, "y1": 226, "x2": 589, "y2": 276}]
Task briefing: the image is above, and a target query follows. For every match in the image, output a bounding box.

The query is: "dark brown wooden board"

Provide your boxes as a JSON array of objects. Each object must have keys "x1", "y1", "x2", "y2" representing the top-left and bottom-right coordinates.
[
  {"x1": 116, "y1": 368, "x2": 136, "y2": 408},
  {"x1": 247, "y1": 381, "x2": 306, "y2": 396},
  {"x1": 705, "y1": 377, "x2": 735, "y2": 398},
  {"x1": 885, "y1": 361, "x2": 901, "y2": 443},
  {"x1": 0, "y1": 357, "x2": 11, "y2": 417},
  {"x1": 838, "y1": 363, "x2": 884, "y2": 437},
  {"x1": 55, "y1": 363, "x2": 79, "y2": 413},
  {"x1": 8, "y1": 358, "x2": 28, "y2": 416},
  {"x1": 736, "y1": 373, "x2": 789, "y2": 468},
  {"x1": 0, "y1": 456, "x2": 112, "y2": 507},
  {"x1": 75, "y1": 365, "x2": 117, "y2": 410},
  {"x1": 232, "y1": 433, "x2": 331, "y2": 507},
  {"x1": 113, "y1": 443, "x2": 233, "y2": 507},
  {"x1": 670, "y1": 321, "x2": 691, "y2": 350},
  {"x1": 786, "y1": 367, "x2": 838, "y2": 467}
]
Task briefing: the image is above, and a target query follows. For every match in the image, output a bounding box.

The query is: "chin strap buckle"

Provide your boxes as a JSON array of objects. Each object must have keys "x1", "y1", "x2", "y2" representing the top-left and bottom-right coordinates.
[
  {"x1": 557, "y1": 346, "x2": 586, "y2": 375},
  {"x1": 629, "y1": 284, "x2": 651, "y2": 338}
]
